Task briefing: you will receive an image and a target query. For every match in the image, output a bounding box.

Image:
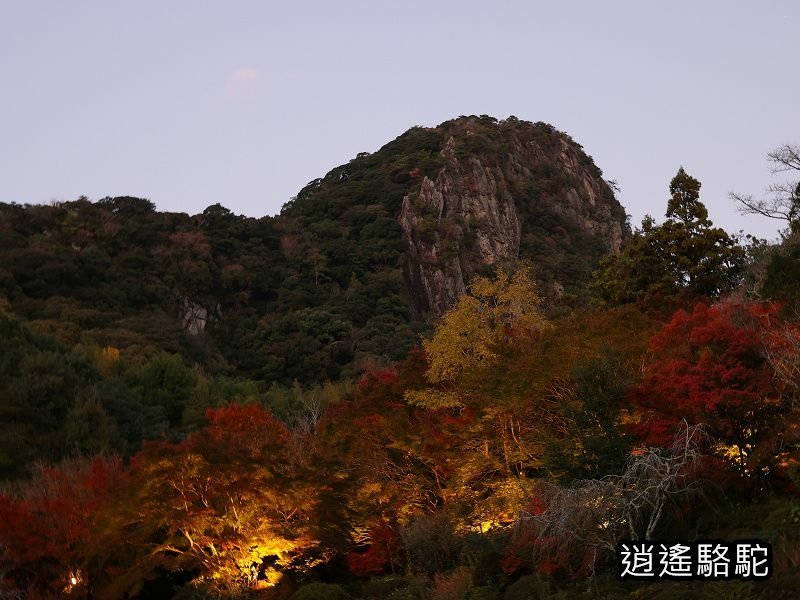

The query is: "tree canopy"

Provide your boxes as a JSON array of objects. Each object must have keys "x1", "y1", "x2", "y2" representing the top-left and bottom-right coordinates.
[{"x1": 593, "y1": 167, "x2": 744, "y2": 303}]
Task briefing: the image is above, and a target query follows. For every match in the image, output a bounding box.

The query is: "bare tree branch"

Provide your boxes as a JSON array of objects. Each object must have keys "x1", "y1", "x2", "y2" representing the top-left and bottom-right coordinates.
[
  {"x1": 768, "y1": 144, "x2": 800, "y2": 174},
  {"x1": 515, "y1": 422, "x2": 711, "y2": 574},
  {"x1": 762, "y1": 316, "x2": 800, "y2": 406},
  {"x1": 731, "y1": 144, "x2": 800, "y2": 226},
  {"x1": 730, "y1": 192, "x2": 794, "y2": 221}
]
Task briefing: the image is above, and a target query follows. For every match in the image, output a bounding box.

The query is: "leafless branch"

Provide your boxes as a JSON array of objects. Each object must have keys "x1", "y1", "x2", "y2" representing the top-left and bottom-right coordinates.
[
  {"x1": 768, "y1": 144, "x2": 800, "y2": 174},
  {"x1": 516, "y1": 422, "x2": 711, "y2": 574},
  {"x1": 762, "y1": 318, "x2": 800, "y2": 406},
  {"x1": 730, "y1": 192, "x2": 794, "y2": 221},
  {"x1": 731, "y1": 144, "x2": 800, "y2": 225}
]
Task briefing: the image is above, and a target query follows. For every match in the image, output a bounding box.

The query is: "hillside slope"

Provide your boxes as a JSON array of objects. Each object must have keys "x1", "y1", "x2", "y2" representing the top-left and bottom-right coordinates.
[{"x1": 0, "y1": 115, "x2": 627, "y2": 384}]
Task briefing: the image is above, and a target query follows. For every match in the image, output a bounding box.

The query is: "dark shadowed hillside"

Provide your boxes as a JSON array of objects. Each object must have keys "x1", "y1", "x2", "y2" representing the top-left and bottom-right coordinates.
[{"x1": 0, "y1": 115, "x2": 627, "y2": 387}]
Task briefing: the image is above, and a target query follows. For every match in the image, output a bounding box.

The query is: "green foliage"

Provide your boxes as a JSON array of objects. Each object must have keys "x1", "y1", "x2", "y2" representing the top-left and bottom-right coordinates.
[
  {"x1": 64, "y1": 394, "x2": 124, "y2": 455},
  {"x1": 593, "y1": 168, "x2": 744, "y2": 303},
  {"x1": 0, "y1": 308, "x2": 100, "y2": 477},
  {"x1": 543, "y1": 352, "x2": 632, "y2": 481},
  {"x1": 361, "y1": 575, "x2": 412, "y2": 599},
  {"x1": 290, "y1": 582, "x2": 352, "y2": 600},
  {"x1": 503, "y1": 574, "x2": 552, "y2": 600},
  {"x1": 401, "y1": 513, "x2": 463, "y2": 576},
  {"x1": 0, "y1": 116, "x2": 628, "y2": 393},
  {"x1": 384, "y1": 578, "x2": 432, "y2": 600},
  {"x1": 661, "y1": 168, "x2": 745, "y2": 295},
  {"x1": 465, "y1": 585, "x2": 501, "y2": 600},
  {"x1": 124, "y1": 352, "x2": 196, "y2": 428},
  {"x1": 519, "y1": 180, "x2": 614, "y2": 296},
  {"x1": 4, "y1": 122, "x2": 800, "y2": 598},
  {"x1": 590, "y1": 216, "x2": 672, "y2": 304},
  {"x1": 760, "y1": 232, "x2": 800, "y2": 302}
]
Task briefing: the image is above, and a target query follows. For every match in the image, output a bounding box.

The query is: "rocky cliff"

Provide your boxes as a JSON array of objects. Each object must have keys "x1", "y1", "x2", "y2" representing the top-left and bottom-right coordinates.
[{"x1": 397, "y1": 116, "x2": 626, "y2": 316}]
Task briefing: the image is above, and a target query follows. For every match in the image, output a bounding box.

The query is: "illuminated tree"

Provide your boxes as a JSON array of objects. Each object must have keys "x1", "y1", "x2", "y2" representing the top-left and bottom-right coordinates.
[
  {"x1": 347, "y1": 519, "x2": 401, "y2": 576},
  {"x1": 0, "y1": 456, "x2": 123, "y2": 597},
  {"x1": 86, "y1": 405, "x2": 321, "y2": 596},
  {"x1": 405, "y1": 265, "x2": 544, "y2": 409}
]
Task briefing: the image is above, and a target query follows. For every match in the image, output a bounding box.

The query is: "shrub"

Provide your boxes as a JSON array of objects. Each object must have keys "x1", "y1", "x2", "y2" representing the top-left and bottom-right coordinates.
[
  {"x1": 289, "y1": 582, "x2": 351, "y2": 600},
  {"x1": 401, "y1": 513, "x2": 462, "y2": 575},
  {"x1": 503, "y1": 575, "x2": 551, "y2": 600},
  {"x1": 432, "y1": 567, "x2": 472, "y2": 600}
]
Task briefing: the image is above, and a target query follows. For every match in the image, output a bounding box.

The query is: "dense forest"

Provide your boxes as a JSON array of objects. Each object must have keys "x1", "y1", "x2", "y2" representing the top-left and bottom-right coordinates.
[{"x1": 1, "y1": 118, "x2": 800, "y2": 599}]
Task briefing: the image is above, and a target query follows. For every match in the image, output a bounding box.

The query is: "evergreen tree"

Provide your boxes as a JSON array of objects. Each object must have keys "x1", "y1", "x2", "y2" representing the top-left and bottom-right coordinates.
[
  {"x1": 593, "y1": 168, "x2": 744, "y2": 303},
  {"x1": 659, "y1": 167, "x2": 744, "y2": 295}
]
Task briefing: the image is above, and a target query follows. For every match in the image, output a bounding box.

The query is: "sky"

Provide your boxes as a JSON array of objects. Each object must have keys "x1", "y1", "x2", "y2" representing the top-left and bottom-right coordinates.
[{"x1": 1, "y1": 1, "x2": 798, "y2": 240}]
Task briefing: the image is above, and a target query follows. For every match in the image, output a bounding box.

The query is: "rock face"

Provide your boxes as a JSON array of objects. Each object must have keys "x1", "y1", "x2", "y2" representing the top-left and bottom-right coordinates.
[
  {"x1": 398, "y1": 116, "x2": 626, "y2": 316},
  {"x1": 182, "y1": 301, "x2": 209, "y2": 336},
  {"x1": 180, "y1": 298, "x2": 220, "y2": 336}
]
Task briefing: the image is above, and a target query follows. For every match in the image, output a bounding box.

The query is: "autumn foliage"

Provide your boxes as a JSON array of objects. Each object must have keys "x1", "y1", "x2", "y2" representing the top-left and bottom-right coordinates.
[
  {"x1": 0, "y1": 456, "x2": 123, "y2": 597},
  {"x1": 0, "y1": 272, "x2": 799, "y2": 596},
  {"x1": 630, "y1": 302, "x2": 786, "y2": 472},
  {"x1": 347, "y1": 520, "x2": 401, "y2": 576}
]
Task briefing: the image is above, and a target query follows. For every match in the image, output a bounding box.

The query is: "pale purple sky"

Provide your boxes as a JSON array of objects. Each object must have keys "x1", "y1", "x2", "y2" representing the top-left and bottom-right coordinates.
[{"x1": 1, "y1": 2, "x2": 798, "y2": 239}]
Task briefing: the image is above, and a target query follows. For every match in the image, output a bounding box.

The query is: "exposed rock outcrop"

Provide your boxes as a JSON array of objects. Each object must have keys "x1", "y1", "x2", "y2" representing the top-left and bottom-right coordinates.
[
  {"x1": 399, "y1": 116, "x2": 626, "y2": 316},
  {"x1": 180, "y1": 298, "x2": 220, "y2": 336}
]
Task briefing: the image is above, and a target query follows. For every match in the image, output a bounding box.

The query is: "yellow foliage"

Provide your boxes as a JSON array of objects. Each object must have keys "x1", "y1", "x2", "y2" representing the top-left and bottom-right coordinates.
[
  {"x1": 95, "y1": 345, "x2": 121, "y2": 377},
  {"x1": 405, "y1": 265, "x2": 544, "y2": 409},
  {"x1": 452, "y1": 471, "x2": 534, "y2": 531},
  {"x1": 469, "y1": 265, "x2": 544, "y2": 333},
  {"x1": 405, "y1": 388, "x2": 464, "y2": 409},
  {"x1": 423, "y1": 295, "x2": 496, "y2": 384}
]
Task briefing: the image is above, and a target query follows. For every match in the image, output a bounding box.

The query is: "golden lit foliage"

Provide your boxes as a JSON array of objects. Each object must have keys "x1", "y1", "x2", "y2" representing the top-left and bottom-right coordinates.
[
  {"x1": 423, "y1": 294, "x2": 494, "y2": 385},
  {"x1": 84, "y1": 405, "x2": 320, "y2": 596},
  {"x1": 406, "y1": 266, "x2": 544, "y2": 409}
]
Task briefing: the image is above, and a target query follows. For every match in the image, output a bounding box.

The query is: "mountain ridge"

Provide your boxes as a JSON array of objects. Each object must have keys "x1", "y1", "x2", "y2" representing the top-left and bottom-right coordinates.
[{"x1": 0, "y1": 114, "x2": 628, "y2": 384}]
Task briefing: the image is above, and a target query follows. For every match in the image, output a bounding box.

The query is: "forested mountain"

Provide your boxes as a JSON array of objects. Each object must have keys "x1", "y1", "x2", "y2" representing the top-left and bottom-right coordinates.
[
  {"x1": 0, "y1": 115, "x2": 626, "y2": 386},
  {"x1": 2, "y1": 120, "x2": 800, "y2": 599}
]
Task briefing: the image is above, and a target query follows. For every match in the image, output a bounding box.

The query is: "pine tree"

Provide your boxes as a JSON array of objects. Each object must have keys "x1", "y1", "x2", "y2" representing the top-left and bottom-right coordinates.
[
  {"x1": 592, "y1": 168, "x2": 744, "y2": 302},
  {"x1": 659, "y1": 167, "x2": 744, "y2": 295}
]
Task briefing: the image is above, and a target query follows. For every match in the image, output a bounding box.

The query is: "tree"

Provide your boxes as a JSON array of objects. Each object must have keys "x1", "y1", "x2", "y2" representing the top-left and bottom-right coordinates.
[
  {"x1": 512, "y1": 423, "x2": 709, "y2": 575},
  {"x1": 590, "y1": 215, "x2": 674, "y2": 304},
  {"x1": 660, "y1": 168, "x2": 745, "y2": 295},
  {"x1": 347, "y1": 519, "x2": 401, "y2": 576},
  {"x1": 761, "y1": 315, "x2": 800, "y2": 407},
  {"x1": 593, "y1": 168, "x2": 744, "y2": 302},
  {"x1": 85, "y1": 405, "x2": 320, "y2": 596},
  {"x1": 630, "y1": 302, "x2": 784, "y2": 472},
  {"x1": 542, "y1": 353, "x2": 632, "y2": 482},
  {"x1": 405, "y1": 265, "x2": 545, "y2": 409},
  {"x1": 731, "y1": 144, "x2": 800, "y2": 301},
  {"x1": 731, "y1": 144, "x2": 800, "y2": 232},
  {"x1": 0, "y1": 456, "x2": 124, "y2": 597}
]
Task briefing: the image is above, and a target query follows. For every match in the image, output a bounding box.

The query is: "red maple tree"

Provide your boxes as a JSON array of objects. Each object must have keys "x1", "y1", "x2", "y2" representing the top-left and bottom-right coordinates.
[{"x1": 630, "y1": 302, "x2": 784, "y2": 471}]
